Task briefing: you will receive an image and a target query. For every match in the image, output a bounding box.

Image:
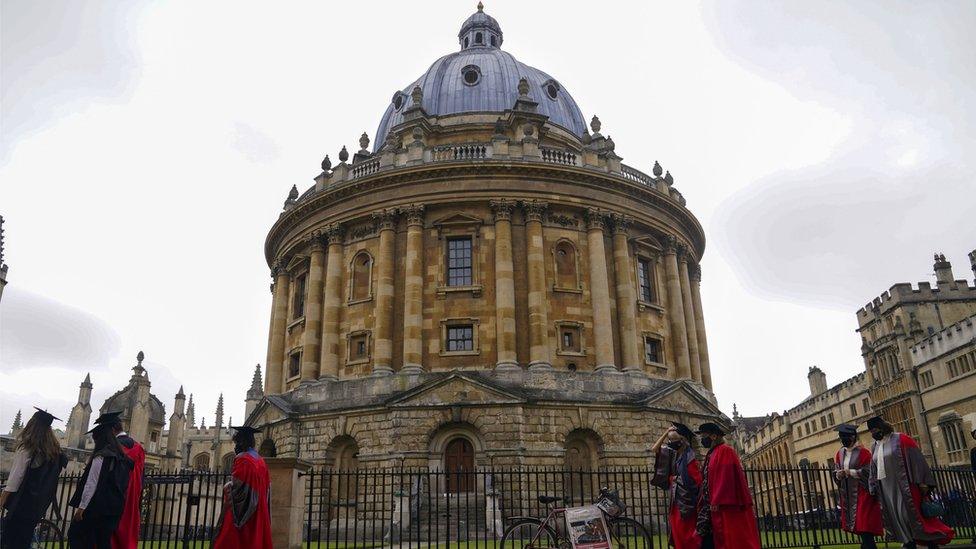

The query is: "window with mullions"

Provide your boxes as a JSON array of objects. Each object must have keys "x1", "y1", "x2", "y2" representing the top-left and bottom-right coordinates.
[
  {"x1": 293, "y1": 273, "x2": 307, "y2": 319},
  {"x1": 637, "y1": 257, "x2": 654, "y2": 303},
  {"x1": 447, "y1": 237, "x2": 473, "y2": 286},
  {"x1": 446, "y1": 325, "x2": 474, "y2": 352}
]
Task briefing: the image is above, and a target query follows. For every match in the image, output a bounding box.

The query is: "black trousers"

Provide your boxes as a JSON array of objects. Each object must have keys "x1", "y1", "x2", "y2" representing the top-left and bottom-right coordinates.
[
  {"x1": 0, "y1": 515, "x2": 40, "y2": 549},
  {"x1": 859, "y1": 533, "x2": 877, "y2": 549},
  {"x1": 67, "y1": 513, "x2": 121, "y2": 549}
]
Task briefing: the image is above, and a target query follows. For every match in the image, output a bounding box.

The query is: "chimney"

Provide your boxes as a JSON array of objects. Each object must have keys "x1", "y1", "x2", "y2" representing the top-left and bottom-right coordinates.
[
  {"x1": 933, "y1": 253, "x2": 954, "y2": 286},
  {"x1": 807, "y1": 366, "x2": 828, "y2": 396}
]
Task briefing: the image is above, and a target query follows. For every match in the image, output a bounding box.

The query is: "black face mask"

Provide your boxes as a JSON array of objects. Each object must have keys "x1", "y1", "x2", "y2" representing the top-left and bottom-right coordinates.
[
  {"x1": 666, "y1": 441, "x2": 683, "y2": 450},
  {"x1": 839, "y1": 435, "x2": 855, "y2": 447},
  {"x1": 871, "y1": 431, "x2": 885, "y2": 441},
  {"x1": 700, "y1": 436, "x2": 713, "y2": 448}
]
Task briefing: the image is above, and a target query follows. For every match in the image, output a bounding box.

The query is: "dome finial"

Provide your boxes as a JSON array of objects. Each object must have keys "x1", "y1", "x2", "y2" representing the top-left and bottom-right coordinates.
[
  {"x1": 590, "y1": 115, "x2": 601, "y2": 134},
  {"x1": 338, "y1": 145, "x2": 349, "y2": 163},
  {"x1": 359, "y1": 132, "x2": 370, "y2": 153},
  {"x1": 652, "y1": 161, "x2": 663, "y2": 177},
  {"x1": 517, "y1": 77, "x2": 530, "y2": 97},
  {"x1": 477, "y1": 1, "x2": 484, "y2": 12},
  {"x1": 321, "y1": 155, "x2": 332, "y2": 172}
]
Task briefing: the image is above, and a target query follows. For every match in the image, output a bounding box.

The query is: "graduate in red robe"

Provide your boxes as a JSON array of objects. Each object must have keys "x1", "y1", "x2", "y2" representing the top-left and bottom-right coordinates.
[
  {"x1": 214, "y1": 426, "x2": 272, "y2": 549},
  {"x1": 92, "y1": 411, "x2": 146, "y2": 549},
  {"x1": 695, "y1": 422, "x2": 760, "y2": 549},
  {"x1": 833, "y1": 424, "x2": 883, "y2": 549},
  {"x1": 651, "y1": 422, "x2": 702, "y2": 549}
]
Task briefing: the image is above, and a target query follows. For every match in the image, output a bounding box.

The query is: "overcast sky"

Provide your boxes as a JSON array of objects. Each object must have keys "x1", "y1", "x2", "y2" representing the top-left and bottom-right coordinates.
[{"x1": 2, "y1": 1, "x2": 974, "y2": 431}]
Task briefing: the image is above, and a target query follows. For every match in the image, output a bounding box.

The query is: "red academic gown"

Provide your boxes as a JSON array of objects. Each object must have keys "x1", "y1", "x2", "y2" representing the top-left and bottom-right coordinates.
[
  {"x1": 700, "y1": 443, "x2": 761, "y2": 549},
  {"x1": 669, "y1": 457, "x2": 703, "y2": 549},
  {"x1": 833, "y1": 445, "x2": 883, "y2": 535},
  {"x1": 112, "y1": 434, "x2": 146, "y2": 549},
  {"x1": 214, "y1": 449, "x2": 273, "y2": 549},
  {"x1": 897, "y1": 434, "x2": 954, "y2": 544}
]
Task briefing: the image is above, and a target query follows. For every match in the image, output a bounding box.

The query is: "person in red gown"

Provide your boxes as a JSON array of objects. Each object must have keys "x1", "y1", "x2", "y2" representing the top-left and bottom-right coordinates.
[
  {"x1": 695, "y1": 422, "x2": 760, "y2": 549},
  {"x1": 833, "y1": 423, "x2": 882, "y2": 549},
  {"x1": 91, "y1": 411, "x2": 146, "y2": 549},
  {"x1": 214, "y1": 426, "x2": 272, "y2": 549},
  {"x1": 651, "y1": 422, "x2": 702, "y2": 549}
]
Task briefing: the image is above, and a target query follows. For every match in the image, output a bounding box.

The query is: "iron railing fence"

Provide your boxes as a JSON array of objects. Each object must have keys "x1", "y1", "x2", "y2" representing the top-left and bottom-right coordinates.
[{"x1": 301, "y1": 466, "x2": 976, "y2": 548}]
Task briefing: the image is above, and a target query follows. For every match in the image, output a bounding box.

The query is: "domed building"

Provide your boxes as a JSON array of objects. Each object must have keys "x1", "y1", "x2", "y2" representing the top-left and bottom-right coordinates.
[{"x1": 249, "y1": 4, "x2": 725, "y2": 471}]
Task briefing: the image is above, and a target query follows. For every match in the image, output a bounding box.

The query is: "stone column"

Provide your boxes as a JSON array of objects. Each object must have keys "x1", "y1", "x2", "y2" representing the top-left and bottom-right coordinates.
[
  {"x1": 300, "y1": 233, "x2": 326, "y2": 382},
  {"x1": 319, "y1": 223, "x2": 344, "y2": 381},
  {"x1": 664, "y1": 236, "x2": 691, "y2": 379},
  {"x1": 689, "y1": 264, "x2": 712, "y2": 390},
  {"x1": 678, "y1": 248, "x2": 702, "y2": 383},
  {"x1": 266, "y1": 457, "x2": 313, "y2": 549},
  {"x1": 611, "y1": 215, "x2": 641, "y2": 375},
  {"x1": 522, "y1": 200, "x2": 551, "y2": 370},
  {"x1": 372, "y1": 209, "x2": 397, "y2": 376},
  {"x1": 401, "y1": 204, "x2": 425, "y2": 374},
  {"x1": 491, "y1": 200, "x2": 519, "y2": 370},
  {"x1": 266, "y1": 261, "x2": 290, "y2": 394},
  {"x1": 586, "y1": 209, "x2": 616, "y2": 373}
]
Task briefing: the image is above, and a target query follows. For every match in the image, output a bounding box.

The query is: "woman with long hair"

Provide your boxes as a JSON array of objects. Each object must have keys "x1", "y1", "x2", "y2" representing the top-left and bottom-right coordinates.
[
  {"x1": 67, "y1": 414, "x2": 134, "y2": 549},
  {"x1": 0, "y1": 408, "x2": 68, "y2": 549},
  {"x1": 651, "y1": 422, "x2": 703, "y2": 549}
]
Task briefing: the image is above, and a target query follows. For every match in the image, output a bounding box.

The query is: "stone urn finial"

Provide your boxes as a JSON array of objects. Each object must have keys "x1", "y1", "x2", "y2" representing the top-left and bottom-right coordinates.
[
  {"x1": 664, "y1": 171, "x2": 673, "y2": 185},
  {"x1": 411, "y1": 85, "x2": 423, "y2": 106},
  {"x1": 321, "y1": 155, "x2": 332, "y2": 172},
  {"x1": 517, "y1": 77, "x2": 530, "y2": 97},
  {"x1": 359, "y1": 132, "x2": 370, "y2": 152},
  {"x1": 652, "y1": 161, "x2": 663, "y2": 177},
  {"x1": 590, "y1": 115, "x2": 601, "y2": 134},
  {"x1": 287, "y1": 184, "x2": 299, "y2": 201},
  {"x1": 136, "y1": 351, "x2": 144, "y2": 365},
  {"x1": 338, "y1": 145, "x2": 349, "y2": 163},
  {"x1": 477, "y1": 1, "x2": 484, "y2": 12}
]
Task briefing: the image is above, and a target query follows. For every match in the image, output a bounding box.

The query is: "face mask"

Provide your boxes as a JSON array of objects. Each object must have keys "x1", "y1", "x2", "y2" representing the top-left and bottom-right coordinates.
[
  {"x1": 839, "y1": 436, "x2": 855, "y2": 447},
  {"x1": 666, "y1": 441, "x2": 682, "y2": 450},
  {"x1": 700, "y1": 436, "x2": 713, "y2": 448},
  {"x1": 871, "y1": 431, "x2": 885, "y2": 441}
]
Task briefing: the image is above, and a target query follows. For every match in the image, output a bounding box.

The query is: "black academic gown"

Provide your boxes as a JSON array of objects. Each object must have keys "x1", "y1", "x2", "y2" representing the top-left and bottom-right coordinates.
[
  {"x1": 0, "y1": 452, "x2": 68, "y2": 549},
  {"x1": 67, "y1": 448, "x2": 133, "y2": 549}
]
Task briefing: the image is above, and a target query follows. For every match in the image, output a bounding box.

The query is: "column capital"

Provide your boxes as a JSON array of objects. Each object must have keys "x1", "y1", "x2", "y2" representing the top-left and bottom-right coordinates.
[
  {"x1": 402, "y1": 204, "x2": 425, "y2": 227},
  {"x1": 489, "y1": 199, "x2": 516, "y2": 222},
  {"x1": 664, "y1": 234, "x2": 680, "y2": 254},
  {"x1": 306, "y1": 230, "x2": 326, "y2": 252},
  {"x1": 325, "y1": 222, "x2": 345, "y2": 244},
  {"x1": 372, "y1": 208, "x2": 398, "y2": 231},
  {"x1": 689, "y1": 263, "x2": 702, "y2": 282},
  {"x1": 610, "y1": 213, "x2": 632, "y2": 235},
  {"x1": 272, "y1": 257, "x2": 290, "y2": 277},
  {"x1": 520, "y1": 200, "x2": 549, "y2": 222},
  {"x1": 585, "y1": 208, "x2": 608, "y2": 231}
]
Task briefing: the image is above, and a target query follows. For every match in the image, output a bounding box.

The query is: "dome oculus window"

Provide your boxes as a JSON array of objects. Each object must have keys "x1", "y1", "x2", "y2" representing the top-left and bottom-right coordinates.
[
  {"x1": 543, "y1": 79, "x2": 560, "y2": 100},
  {"x1": 391, "y1": 92, "x2": 405, "y2": 111},
  {"x1": 461, "y1": 65, "x2": 481, "y2": 86}
]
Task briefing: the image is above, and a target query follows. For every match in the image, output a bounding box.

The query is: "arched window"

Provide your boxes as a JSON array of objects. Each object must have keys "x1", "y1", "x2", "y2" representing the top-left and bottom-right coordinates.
[
  {"x1": 221, "y1": 453, "x2": 235, "y2": 472},
  {"x1": 553, "y1": 240, "x2": 580, "y2": 291},
  {"x1": 349, "y1": 251, "x2": 373, "y2": 302},
  {"x1": 258, "y1": 438, "x2": 277, "y2": 458},
  {"x1": 475, "y1": 32, "x2": 483, "y2": 44},
  {"x1": 193, "y1": 453, "x2": 211, "y2": 471},
  {"x1": 490, "y1": 35, "x2": 497, "y2": 47},
  {"x1": 326, "y1": 436, "x2": 360, "y2": 512}
]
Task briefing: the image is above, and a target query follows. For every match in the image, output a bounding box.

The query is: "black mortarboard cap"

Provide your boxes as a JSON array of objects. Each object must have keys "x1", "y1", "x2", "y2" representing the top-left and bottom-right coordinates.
[
  {"x1": 86, "y1": 422, "x2": 114, "y2": 435},
  {"x1": 836, "y1": 424, "x2": 857, "y2": 435},
  {"x1": 696, "y1": 422, "x2": 726, "y2": 436},
  {"x1": 671, "y1": 422, "x2": 695, "y2": 441},
  {"x1": 93, "y1": 410, "x2": 124, "y2": 426},
  {"x1": 865, "y1": 416, "x2": 886, "y2": 431},
  {"x1": 32, "y1": 407, "x2": 61, "y2": 427},
  {"x1": 230, "y1": 425, "x2": 261, "y2": 435}
]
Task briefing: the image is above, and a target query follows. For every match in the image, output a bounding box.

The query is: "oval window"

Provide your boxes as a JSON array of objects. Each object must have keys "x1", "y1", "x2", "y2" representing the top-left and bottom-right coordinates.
[
  {"x1": 546, "y1": 83, "x2": 559, "y2": 100},
  {"x1": 461, "y1": 65, "x2": 481, "y2": 86},
  {"x1": 392, "y1": 92, "x2": 404, "y2": 111}
]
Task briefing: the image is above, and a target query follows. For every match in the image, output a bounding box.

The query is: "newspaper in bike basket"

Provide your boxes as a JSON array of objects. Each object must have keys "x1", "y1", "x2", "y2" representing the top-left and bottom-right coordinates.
[{"x1": 565, "y1": 505, "x2": 612, "y2": 549}]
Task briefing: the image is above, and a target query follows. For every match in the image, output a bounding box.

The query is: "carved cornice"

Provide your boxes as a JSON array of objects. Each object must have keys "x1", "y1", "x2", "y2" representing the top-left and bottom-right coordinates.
[
  {"x1": 610, "y1": 213, "x2": 631, "y2": 235},
  {"x1": 325, "y1": 223, "x2": 345, "y2": 245},
  {"x1": 372, "y1": 208, "x2": 398, "y2": 231},
  {"x1": 520, "y1": 200, "x2": 549, "y2": 223},
  {"x1": 584, "y1": 208, "x2": 607, "y2": 232},
  {"x1": 489, "y1": 199, "x2": 516, "y2": 222},
  {"x1": 403, "y1": 204, "x2": 426, "y2": 227},
  {"x1": 266, "y1": 163, "x2": 706, "y2": 265}
]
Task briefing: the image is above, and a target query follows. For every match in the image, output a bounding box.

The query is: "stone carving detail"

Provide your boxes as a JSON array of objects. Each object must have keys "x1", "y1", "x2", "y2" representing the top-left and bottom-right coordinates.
[
  {"x1": 610, "y1": 213, "x2": 631, "y2": 235},
  {"x1": 321, "y1": 155, "x2": 332, "y2": 172},
  {"x1": 489, "y1": 199, "x2": 516, "y2": 222},
  {"x1": 338, "y1": 146, "x2": 349, "y2": 163},
  {"x1": 325, "y1": 223, "x2": 345, "y2": 245},
  {"x1": 689, "y1": 263, "x2": 702, "y2": 282},
  {"x1": 403, "y1": 204, "x2": 426, "y2": 226},
  {"x1": 652, "y1": 161, "x2": 663, "y2": 177},
  {"x1": 590, "y1": 115, "x2": 601, "y2": 134},
  {"x1": 547, "y1": 213, "x2": 577, "y2": 228},
  {"x1": 520, "y1": 200, "x2": 549, "y2": 222},
  {"x1": 584, "y1": 208, "x2": 607, "y2": 231},
  {"x1": 664, "y1": 171, "x2": 674, "y2": 185},
  {"x1": 306, "y1": 230, "x2": 326, "y2": 251},
  {"x1": 517, "y1": 77, "x2": 530, "y2": 97},
  {"x1": 346, "y1": 223, "x2": 377, "y2": 241},
  {"x1": 359, "y1": 132, "x2": 370, "y2": 153},
  {"x1": 411, "y1": 85, "x2": 423, "y2": 105},
  {"x1": 372, "y1": 208, "x2": 398, "y2": 231},
  {"x1": 664, "y1": 235, "x2": 679, "y2": 254}
]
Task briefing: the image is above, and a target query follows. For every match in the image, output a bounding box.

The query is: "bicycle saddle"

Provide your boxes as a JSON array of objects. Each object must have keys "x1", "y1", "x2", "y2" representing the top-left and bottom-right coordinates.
[{"x1": 537, "y1": 495, "x2": 562, "y2": 504}]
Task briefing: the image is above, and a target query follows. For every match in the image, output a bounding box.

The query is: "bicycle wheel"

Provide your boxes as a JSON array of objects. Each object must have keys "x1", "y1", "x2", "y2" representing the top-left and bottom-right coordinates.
[
  {"x1": 607, "y1": 516, "x2": 652, "y2": 549},
  {"x1": 32, "y1": 518, "x2": 65, "y2": 549},
  {"x1": 500, "y1": 518, "x2": 559, "y2": 549}
]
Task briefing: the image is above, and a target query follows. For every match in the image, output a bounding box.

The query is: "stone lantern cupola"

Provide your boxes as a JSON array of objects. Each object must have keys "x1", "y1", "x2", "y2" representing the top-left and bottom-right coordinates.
[{"x1": 458, "y1": 2, "x2": 502, "y2": 50}]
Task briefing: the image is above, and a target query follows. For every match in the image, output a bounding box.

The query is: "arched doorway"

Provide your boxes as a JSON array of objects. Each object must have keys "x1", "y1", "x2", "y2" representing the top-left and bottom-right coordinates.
[
  {"x1": 563, "y1": 429, "x2": 603, "y2": 505},
  {"x1": 444, "y1": 437, "x2": 475, "y2": 493}
]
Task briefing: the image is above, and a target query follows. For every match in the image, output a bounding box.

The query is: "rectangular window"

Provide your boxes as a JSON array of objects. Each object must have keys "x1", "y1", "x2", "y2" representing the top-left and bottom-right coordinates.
[
  {"x1": 920, "y1": 370, "x2": 934, "y2": 389},
  {"x1": 828, "y1": 412, "x2": 835, "y2": 426},
  {"x1": 637, "y1": 258, "x2": 654, "y2": 303},
  {"x1": 862, "y1": 398, "x2": 870, "y2": 412},
  {"x1": 293, "y1": 274, "x2": 307, "y2": 319},
  {"x1": 559, "y1": 327, "x2": 582, "y2": 353},
  {"x1": 349, "y1": 333, "x2": 368, "y2": 361},
  {"x1": 447, "y1": 325, "x2": 474, "y2": 352},
  {"x1": 288, "y1": 352, "x2": 301, "y2": 378},
  {"x1": 643, "y1": 337, "x2": 662, "y2": 364},
  {"x1": 947, "y1": 359, "x2": 959, "y2": 378},
  {"x1": 805, "y1": 423, "x2": 811, "y2": 436},
  {"x1": 820, "y1": 416, "x2": 827, "y2": 429},
  {"x1": 959, "y1": 353, "x2": 972, "y2": 373},
  {"x1": 446, "y1": 237, "x2": 473, "y2": 286},
  {"x1": 850, "y1": 403, "x2": 857, "y2": 417}
]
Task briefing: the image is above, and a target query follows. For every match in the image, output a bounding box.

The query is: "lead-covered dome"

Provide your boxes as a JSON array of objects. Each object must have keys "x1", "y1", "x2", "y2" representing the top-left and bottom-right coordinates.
[{"x1": 374, "y1": 4, "x2": 587, "y2": 150}]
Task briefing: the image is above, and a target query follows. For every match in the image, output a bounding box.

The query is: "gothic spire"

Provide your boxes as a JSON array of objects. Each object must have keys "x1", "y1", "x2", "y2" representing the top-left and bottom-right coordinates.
[
  {"x1": 186, "y1": 393, "x2": 196, "y2": 426},
  {"x1": 251, "y1": 364, "x2": 262, "y2": 391},
  {"x1": 215, "y1": 393, "x2": 224, "y2": 429}
]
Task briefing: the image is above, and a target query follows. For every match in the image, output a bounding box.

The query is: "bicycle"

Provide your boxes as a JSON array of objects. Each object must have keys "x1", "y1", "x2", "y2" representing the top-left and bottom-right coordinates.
[
  {"x1": 31, "y1": 517, "x2": 65, "y2": 549},
  {"x1": 499, "y1": 488, "x2": 652, "y2": 549}
]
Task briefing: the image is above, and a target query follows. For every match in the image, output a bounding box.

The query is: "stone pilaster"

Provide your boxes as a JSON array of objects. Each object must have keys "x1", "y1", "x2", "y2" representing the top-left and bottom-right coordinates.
[
  {"x1": 522, "y1": 200, "x2": 551, "y2": 370},
  {"x1": 678, "y1": 247, "x2": 702, "y2": 383},
  {"x1": 586, "y1": 209, "x2": 616, "y2": 373},
  {"x1": 491, "y1": 200, "x2": 519, "y2": 370},
  {"x1": 611, "y1": 215, "x2": 641, "y2": 375},
  {"x1": 401, "y1": 204, "x2": 425, "y2": 374},
  {"x1": 319, "y1": 224, "x2": 344, "y2": 381},
  {"x1": 300, "y1": 233, "x2": 326, "y2": 382},
  {"x1": 372, "y1": 209, "x2": 398, "y2": 376},
  {"x1": 266, "y1": 260, "x2": 291, "y2": 394},
  {"x1": 689, "y1": 265, "x2": 712, "y2": 390},
  {"x1": 664, "y1": 237, "x2": 691, "y2": 379}
]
